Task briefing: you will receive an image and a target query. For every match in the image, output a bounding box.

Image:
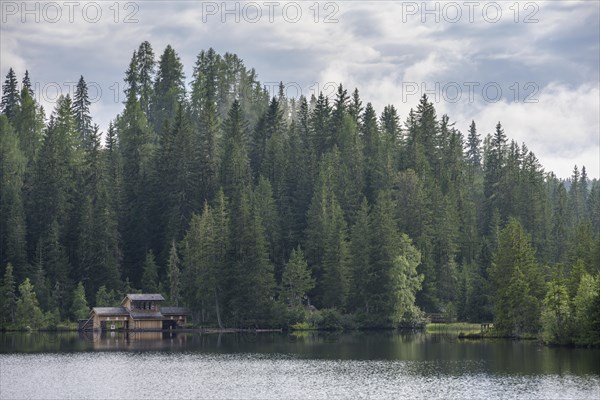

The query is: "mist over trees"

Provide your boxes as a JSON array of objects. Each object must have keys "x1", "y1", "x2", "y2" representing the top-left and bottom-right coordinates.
[{"x1": 0, "y1": 42, "x2": 598, "y2": 343}]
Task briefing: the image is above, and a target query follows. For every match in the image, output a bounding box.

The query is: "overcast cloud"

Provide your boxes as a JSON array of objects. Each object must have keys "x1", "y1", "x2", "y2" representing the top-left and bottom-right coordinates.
[{"x1": 1, "y1": 0, "x2": 598, "y2": 178}]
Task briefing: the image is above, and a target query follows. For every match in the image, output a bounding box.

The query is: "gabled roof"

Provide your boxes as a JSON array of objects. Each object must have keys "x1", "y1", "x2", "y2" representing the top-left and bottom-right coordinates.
[
  {"x1": 123, "y1": 293, "x2": 165, "y2": 302},
  {"x1": 92, "y1": 307, "x2": 129, "y2": 316},
  {"x1": 161, "y1": 307, "x2": 191, "y2": 315}
]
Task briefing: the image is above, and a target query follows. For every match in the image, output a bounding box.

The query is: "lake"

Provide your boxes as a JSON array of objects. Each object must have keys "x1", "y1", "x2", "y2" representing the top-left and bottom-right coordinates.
[{"x1": 1, "y1": 331, "x2": 599, "y2": 399}]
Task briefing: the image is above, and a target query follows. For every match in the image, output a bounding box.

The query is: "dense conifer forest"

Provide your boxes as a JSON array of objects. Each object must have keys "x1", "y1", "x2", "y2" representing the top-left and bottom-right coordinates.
[{"x1": 1, "y1": 42, "x2": 598, "y2": 344}]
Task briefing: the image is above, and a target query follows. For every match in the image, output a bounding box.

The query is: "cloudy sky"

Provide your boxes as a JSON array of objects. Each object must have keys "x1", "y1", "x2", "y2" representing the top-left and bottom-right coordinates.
[{"x1": 2, "y1": 0, "x2": 598, "y2": 178}]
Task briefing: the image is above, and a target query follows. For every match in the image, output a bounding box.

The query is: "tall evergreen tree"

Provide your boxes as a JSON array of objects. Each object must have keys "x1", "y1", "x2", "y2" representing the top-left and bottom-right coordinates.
[
  {"x1": 15, "y1": 278, "x2": 44, "y2": 329},
  {"x1": 141, "y1": 250, "x2": 159, "y2": 293},
  {"x1": 167, "y1": 240, "x2": 181, "y2": 306},
  {"x1": 0, "y1": 116, "x2": 27, "y2": 271},
  {"x1": 22, "y1": 70, "x2": 33, "y2": 97},
  {"x1": 0, "y1": 263, "x2": 17, "y2": 325},
  {"x1": 228, "y1": 187, "x2": 276, "y2": 326},
  {"x1": 1, "y1": 68, "x2": 20, "y2": 120},
  {"x1": 281, "y1": 246, "x2": 314, "y2": 308},
  {"x1": 137, "y1": 41, "x2": 156, "y2": 117},
  {"x1": 490, "y1": 218, "x2": 543, "y2": 335},
  {"x1": 73, "y1": 76, "x2": 92, "y2": 149},
  {"x1": 151, "y1": 45, "x2": 185, "y2": 135},
  {"x1": 118, "y1": 86, "x2": 154, "y2": 284},
  {"x1": 466, "y1": 120, "x2": 481, "y2": 168}
]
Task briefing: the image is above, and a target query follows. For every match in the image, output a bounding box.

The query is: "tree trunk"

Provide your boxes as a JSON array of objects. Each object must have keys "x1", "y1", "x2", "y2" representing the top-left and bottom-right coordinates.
[{"x1": 215, "y1": 287, "x2": 223, "y2": 329}]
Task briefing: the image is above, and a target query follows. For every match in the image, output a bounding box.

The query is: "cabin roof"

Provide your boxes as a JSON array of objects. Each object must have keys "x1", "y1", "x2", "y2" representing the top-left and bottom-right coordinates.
[
  {"x1": 124, "y1": 293, "x2": 165, "y2": 301},
  {"x1": 129, "y1": 311, "x2": 164, "y2": 320},
  {"x1": 92, "y1": 307, "x2": 129, "y2": 316},
  {"x1": 161, "y1": 307, "x2": 191, "y2": 315}
]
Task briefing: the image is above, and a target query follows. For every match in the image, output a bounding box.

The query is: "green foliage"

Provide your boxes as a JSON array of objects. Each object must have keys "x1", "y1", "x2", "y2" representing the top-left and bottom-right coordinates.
[
  {"x1": 70, "y1": 282, "x2": 89, "y2": 320},
  {"x1": 281, "y1": 247, "x2": 314, "y2": 307},
  {"x1": 490, "y1": 219, "x2": 543, "y2": 336},
  {"x1": 1, "y1": 45, "x2": 598, "y2": 337},
  {"x1": 1, "y1": 263, "x2": 16, "y2": 325},
  {"x1": 15, "y1": 278, "x2": 44, "y2": 329},
  {"x1": 541, "y1": 279, "x2": 572, "y2": 344},
  {"x1": 95, "y1": 285, "x2": 118, "y2": 307},
  {"x1": 141, "y1": 251, "x2": 159, "y2": 293},
  {"x1": 572, "y1": 273, "x2": 599, "y2": 345},
  {"x1": 0, "y1": 115, "x2": 27, "y2": 270},
  {"x1": 167, "y1": 241, "x2": 181, "y2": 306}
]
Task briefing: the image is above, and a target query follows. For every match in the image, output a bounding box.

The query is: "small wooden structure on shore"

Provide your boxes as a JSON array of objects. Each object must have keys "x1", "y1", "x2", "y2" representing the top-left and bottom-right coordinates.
[{"x1": 78, "y1": 294, "x2": 190, "y2": 331}]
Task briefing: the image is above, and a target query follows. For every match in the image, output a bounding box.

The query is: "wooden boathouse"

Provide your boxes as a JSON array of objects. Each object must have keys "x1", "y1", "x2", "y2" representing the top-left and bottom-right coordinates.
[{"x1": 79, "y1": 294, "x2": 190, "y2": 331}]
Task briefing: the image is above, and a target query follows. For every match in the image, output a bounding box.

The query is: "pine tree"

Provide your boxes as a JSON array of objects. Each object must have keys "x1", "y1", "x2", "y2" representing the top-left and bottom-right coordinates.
[
  {"x1": 589, "y1": 180, "x2": 600, "y2": 235},
  {"x1": 572, "y1": 273, "x2": 599, "y2": 345},
  {"x1": 228, "y1": 187, "x2": 275, "y2": 326},
  {"x1": 76, "y1": 126, "x2": 120, "y2": 295},
  {"x1": 70, "y1": 281, "x2": 89, "y2": 320},
  {"x1": 141, "y1": 250, "x2": 159, "y2": 293},
  {"x1": 0, "y1": 116, "x2": 27, "y2": 271},
  {"x1": 390, "y1": 234, "x2": 424, "y2": 323},
  {"x1": 40, "y1": 219, "x2": 71, "y2": 317},
  {"x1": 348, "y1": 88, "x2": 363, "y2": 126},
  {"x1": 349, "y1": 199, "x2": 371, "y2": 313},
  {"x1": 281, "y1": 247, "x2": 314, "y2": 308},
  {"x1": 118, "y1": 87, "x2": 154, "y2": 284},
  {"x1": 220, "y1": 99, "x2": 250, "y2": 199},
  {"x1": 393, "y1": 169, "x2": 437, "y2": 311},
  {"x1": 1, "y1": 68, "x2": 20, "y2": 120},
  {"x1": 73, "y1": 76, "x2": 92, "y2": 149},
  {"x1": 151, "y1": 45, "x2": 185, "y2": 134},
  {"x1": 551, "y1": 183, "x2": 568, "y2": 263},
  {"x1": 137, "y1": 41, "x2": 156, "y2": 117},
  {"x1": 95, "y1": 285, "x2": 117, "y2": 307},
  {"x1": 14, "y1": 86, "x2": 44, "y2": 162},
  {"x1": 309, "y1": 92, "x2": 331, "y2": 156},
  {"x1": 490, "y1": 218, "x2": 543, "y2": 335},
  {"x1": 254, "y1": 177, "x2": 284, "y2": 277},
  {"x1": 29, "y1": 95, "x2": 80, "y2": 259},
  {"x1": 124, "y1": 50, "x2": 139, "y2": 99},
  {"x1": 190, "y1": 50, "x2": 221, "y2": 205},
  {"x1": 22, "y1": 70, "x2": 33, "y2": 97},
  {"x1": 466, "y1": 120, "x2": 481, "y2": 168},
  {"x1": 167, "y1": 241, "x2": 181, "y2": 306},
  {"x1": 153, "y1": 102, "x2": 196, "y2": 257},
  {"x1": 15, "y1": 278, "x2": 44, "y2": 329},
  {"x1": 181, "y1": 193, "x2": 229, "y2": 327},
  {"x1": 0, "y1": 263, "x2": 17, "y2": 325}
]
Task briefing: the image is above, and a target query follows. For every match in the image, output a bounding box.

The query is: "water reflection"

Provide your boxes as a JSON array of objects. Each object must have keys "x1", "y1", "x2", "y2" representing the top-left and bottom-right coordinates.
[{"x1": 1, "y1": 331, "x2": 599, "y2": 376}]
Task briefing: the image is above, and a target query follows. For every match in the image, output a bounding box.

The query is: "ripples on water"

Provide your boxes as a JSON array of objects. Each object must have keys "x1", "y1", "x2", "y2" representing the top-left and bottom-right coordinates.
[{"x1": 1, "y1": 333, "x2": 599, "y2": 399}]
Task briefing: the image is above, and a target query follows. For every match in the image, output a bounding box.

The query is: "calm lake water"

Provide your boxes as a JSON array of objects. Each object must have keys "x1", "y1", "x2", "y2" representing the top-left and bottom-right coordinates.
[{"x1": 1, "y1": 331, "x2": 599, "y2": 399}]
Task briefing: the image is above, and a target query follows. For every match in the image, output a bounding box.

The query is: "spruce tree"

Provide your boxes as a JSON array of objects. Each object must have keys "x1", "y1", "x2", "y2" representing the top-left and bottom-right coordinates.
[
  {"x1": 490, "y1": 218, "x2": 543, "y2": 335},
  {"x1": 15, "y1": 278, "x2": 44, "y2": 329},
  {"x1": 141, "y1": 250, "x2": 159, "y2": 293},
  {"x1": 1, "y1": 68, "x2": 20, "y2": 120},
  {"x1": 0, "y1": 263, "x2": 17, "y2": 325},
  {"x1": 22, "y1": 70, "x2": 34, "y2": 97},
  {"x1": 73, "y1": 76, "x2": 92, "y2": 149},
  {"x1": 151, "y1": 45, "x2": 185, "y2": 135},
  {"x1": 167, "y1": 241, "x2": 181, "y2": 306},
  {"x1": 0, "y1": 116, "x2": 27, "y2": 270},
  {"x1": 71, "y1": 281, "x2": 89, "y2": 320},
  {"x1": 281, "y1": 247, "x2": 314, "y2": 308},
  {"x1": 137, "y1": 41, "x2": 156, "y2": 117}
]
